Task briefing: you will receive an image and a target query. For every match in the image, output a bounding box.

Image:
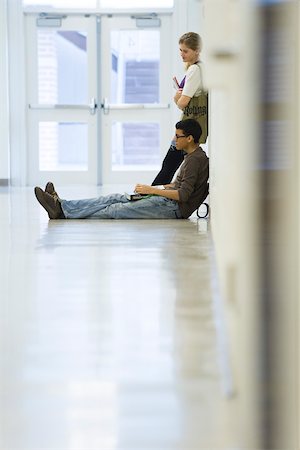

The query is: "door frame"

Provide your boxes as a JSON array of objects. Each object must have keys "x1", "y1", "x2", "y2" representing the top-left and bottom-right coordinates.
[
  {"x1": 23, "y1": 12, "x2": 173, "y2": 185},
  {"x1": 25, "y1": 13, "x2": 99, "y2": 186},
  {"x1": 99, "y1": 14, "x2": 173, "y2": 185}
]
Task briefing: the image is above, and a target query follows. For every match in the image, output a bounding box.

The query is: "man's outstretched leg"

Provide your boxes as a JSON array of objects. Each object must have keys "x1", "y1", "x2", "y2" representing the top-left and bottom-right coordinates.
[
  {"x1": 34, "y1": 182, "x2": 181, "y2": 220},
  {"x1": 34, "y1": 183, "x2": 129, "y2": 220}
]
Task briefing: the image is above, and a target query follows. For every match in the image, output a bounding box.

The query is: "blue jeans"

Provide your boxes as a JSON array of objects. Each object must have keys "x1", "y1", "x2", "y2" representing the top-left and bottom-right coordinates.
[{"x1": 60, "y1": 193, "x2": 183, "y2": 219}]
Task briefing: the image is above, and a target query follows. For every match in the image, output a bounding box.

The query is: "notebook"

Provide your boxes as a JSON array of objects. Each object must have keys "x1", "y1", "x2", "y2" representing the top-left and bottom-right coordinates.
[
  {"x1": 124, "y1": 192, "x2": 151, "y2": 201},
  {"x1": 124, "y1": 186, "x2": 165, "y2": 201}
]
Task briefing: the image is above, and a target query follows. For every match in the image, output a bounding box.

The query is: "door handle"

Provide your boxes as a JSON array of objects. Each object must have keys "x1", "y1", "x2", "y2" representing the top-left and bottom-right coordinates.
[
  {"x1": 89, "y1": 97, "x2": 97, "y2": 115},
  {"x1": 29, "y1": 99, "x2": 98, "y2": 114},
  {"x1": 102, "y1": 97, "x2": 110, "y2": 115},
  {"x1": 100, "y1": 100, "x2": 170, "y2": 112}
]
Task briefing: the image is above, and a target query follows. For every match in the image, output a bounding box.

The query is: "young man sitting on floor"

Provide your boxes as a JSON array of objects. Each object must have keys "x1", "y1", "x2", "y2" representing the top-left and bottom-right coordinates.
[{"x1": 34, "y1": 119, "x2": 209, "y2": 220}]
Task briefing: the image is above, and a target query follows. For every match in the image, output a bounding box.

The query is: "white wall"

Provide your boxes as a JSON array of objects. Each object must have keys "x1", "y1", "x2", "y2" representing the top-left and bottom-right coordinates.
[
  {"x1": 7, "y1": 0, "x2": 27, "y2": 185},
  {"x1": 264, "y1": 3, "x2": 299, "y2": 448},
  {"x1": 203, "y1": 0, "x2": 262, "y2": 447},
  {"x1": 0, "y1": 0, "x2": 10, "y2": 183},
  {"x1": 186, "y1": 0, "x2": 204, "y2": 37},
  {"x1": 204, "y1": 0, "x2": 299, "y2": 447}
]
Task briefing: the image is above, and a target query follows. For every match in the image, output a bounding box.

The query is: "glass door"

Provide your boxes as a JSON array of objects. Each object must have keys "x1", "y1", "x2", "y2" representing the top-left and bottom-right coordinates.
[
  {"x1": 100, "y1": 15, "x2": 172, "y2": 184},
  {"x1": 26, "y1": 14, "x2": 98, "y2": 185}
]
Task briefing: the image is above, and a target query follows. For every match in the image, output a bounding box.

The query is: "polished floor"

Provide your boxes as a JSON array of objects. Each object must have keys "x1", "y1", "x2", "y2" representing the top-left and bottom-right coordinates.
[{"x1": 0, "y1": 185, "x2": 236, "y2": 450}]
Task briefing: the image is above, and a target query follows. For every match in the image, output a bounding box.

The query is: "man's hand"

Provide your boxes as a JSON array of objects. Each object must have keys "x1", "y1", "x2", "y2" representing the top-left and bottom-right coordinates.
[
  {"x1": 135, "y1": 183, "x2": 180, "y2": 201},
  {"x1": 134, "y1": 184, "x2": 154, "y2": 195}
]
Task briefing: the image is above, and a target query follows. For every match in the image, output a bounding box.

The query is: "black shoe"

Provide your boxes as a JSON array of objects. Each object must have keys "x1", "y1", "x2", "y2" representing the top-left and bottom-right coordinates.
[
  {"x1": 45, "y1": 181, "x2": 60, "y2": 200},
  {"x1": 34, "y1": 187, "x2": 65, "y2": 219}
]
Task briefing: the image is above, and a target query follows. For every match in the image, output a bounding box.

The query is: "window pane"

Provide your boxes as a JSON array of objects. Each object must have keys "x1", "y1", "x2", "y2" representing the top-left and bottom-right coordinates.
[
  {"x1": 23, "y1": 0, "x2": 173, "y2": 7},
  {"x1": 101, "y1": 0, "x2": 173, "y2": 7},
  {"x1": 111, "y1": 30, "x2": 159, "y2": 103},
  {"x1": 112, "y1": 122, "x2": 160, "y2": 170},
  {"x1": 38, "y1": 30, "x2": 87, "y2": 104},
  {"x1": 39, "y1": 122, "x2": 88, "y2": 171},
  {"x1": 24, "y1": 0, "x2": 96, "y2": 7}
]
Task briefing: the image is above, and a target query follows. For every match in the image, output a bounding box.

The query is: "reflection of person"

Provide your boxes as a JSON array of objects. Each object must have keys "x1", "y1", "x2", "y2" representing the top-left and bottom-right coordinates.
[
  {"x1": 35, "y1": 119, "x2": 209, "y2": 221},
  {"x1": 152, "y1": 32, "x2": 204, "y2": 186}
]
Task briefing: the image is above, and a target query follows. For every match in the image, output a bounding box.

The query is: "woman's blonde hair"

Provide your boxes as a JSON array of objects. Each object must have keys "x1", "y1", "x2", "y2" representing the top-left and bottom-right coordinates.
[
  {"x1": 179, "y1": 32, "x2": 202, "y2": 52},
  {"x1": 179, "y1": 32, "x2": 202, "y2": 68}
]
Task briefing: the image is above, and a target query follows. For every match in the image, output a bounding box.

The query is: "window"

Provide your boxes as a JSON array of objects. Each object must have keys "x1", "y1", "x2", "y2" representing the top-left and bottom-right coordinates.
[
  {"x1": 100, "y1": 0, "x2": 173, "y2": 7},
  {"x1": 23, "y1": 0, "x2": 173, "y2": 9},
  {"x1": 110, "y1": 29, "x2": 160, "y2": 104},
  {"x1": 23, "y1": 0, "x2": 97, "y2": 7},
  {"x1": 37, "y1": 30, "x2": 88, "y2": 104},
  {"x1": 39, "y1": 122, "x2": 88, "y2": 171},
  {"x1": 112, "y1": 122, "x2": 160, "y2": 170}
]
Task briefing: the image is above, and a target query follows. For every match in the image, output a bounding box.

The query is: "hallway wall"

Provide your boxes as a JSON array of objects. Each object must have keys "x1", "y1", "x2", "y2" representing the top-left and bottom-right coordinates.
[
  {"x1": 262, "y1": 3, "x2": 300, "y2": 448},
  {"x1": 204, "y1": 0, "x2": 299, "y2": 448},
  {"x1": 203, "y1": 0, "x2": 262, "y2": 447}
]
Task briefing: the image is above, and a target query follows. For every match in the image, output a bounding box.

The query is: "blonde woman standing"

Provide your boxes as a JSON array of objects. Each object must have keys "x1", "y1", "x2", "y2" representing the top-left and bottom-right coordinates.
[{"x1": 152, "y1": 32, "x2": 205, "y2": 186}]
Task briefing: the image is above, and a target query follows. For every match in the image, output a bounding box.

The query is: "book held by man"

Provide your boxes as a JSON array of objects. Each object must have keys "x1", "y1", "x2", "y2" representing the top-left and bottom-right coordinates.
[
  {"x1": 125, "y1": 185, "x2": 165, "y2": 201},
  {"x1": 124, "y1": 192, "x2": 147, "y2": 201}
]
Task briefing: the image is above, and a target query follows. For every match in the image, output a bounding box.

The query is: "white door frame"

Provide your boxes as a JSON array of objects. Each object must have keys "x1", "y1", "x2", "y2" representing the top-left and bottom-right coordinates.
[
  {"x1": 100, "y1": 14, "x2": 173, "y2": 185},
  {"x1": 25, "y1": 14, "x2": 98, "y2": 185},
  {"x1": 23, "y1": 11, "x2": 174, "y2": 186}
]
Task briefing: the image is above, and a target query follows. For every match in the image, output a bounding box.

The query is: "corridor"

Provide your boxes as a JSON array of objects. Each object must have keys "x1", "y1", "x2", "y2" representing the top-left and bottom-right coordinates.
[{"x1": 0, "y1": 185, "x2": 235, "y2": 449}]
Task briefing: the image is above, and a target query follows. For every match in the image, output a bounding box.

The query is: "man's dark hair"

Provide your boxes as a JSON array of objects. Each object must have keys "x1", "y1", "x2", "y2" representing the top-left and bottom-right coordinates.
[{"x1": 175, "y1": 119, "x2": 202, "y2": 143}]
